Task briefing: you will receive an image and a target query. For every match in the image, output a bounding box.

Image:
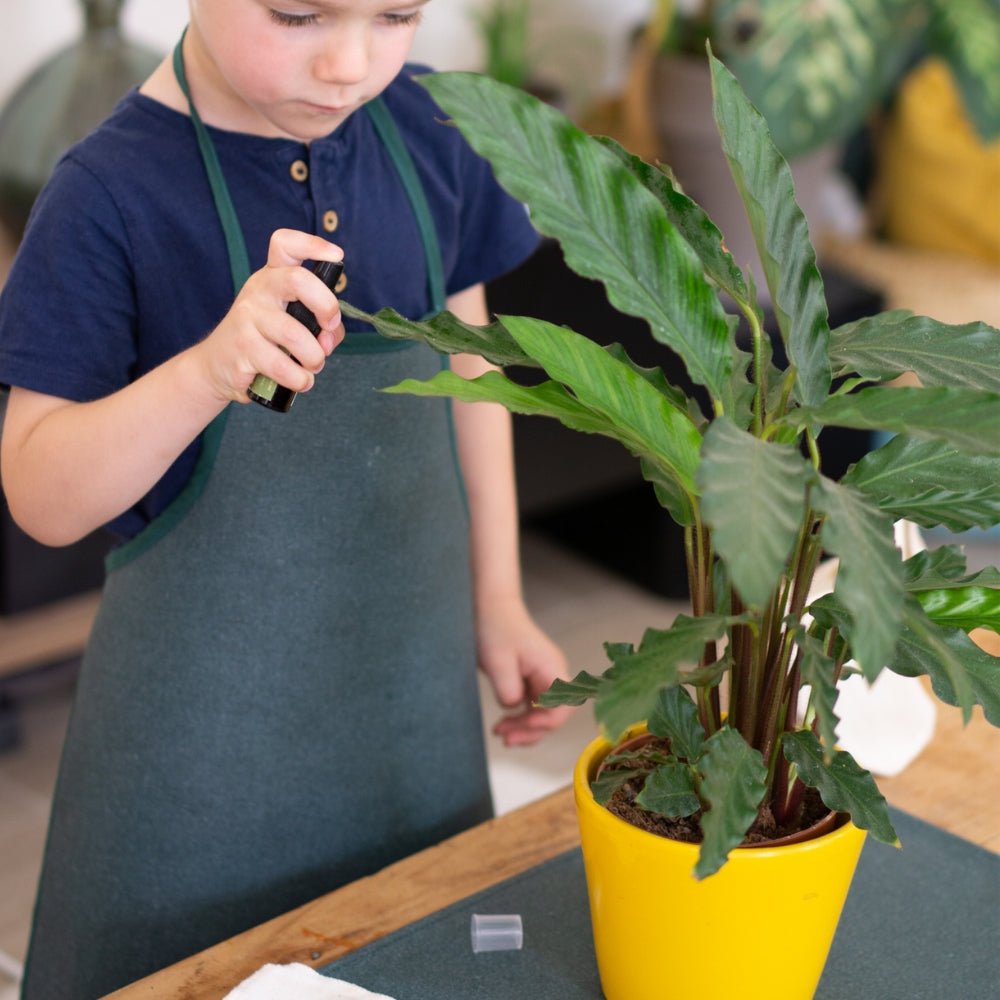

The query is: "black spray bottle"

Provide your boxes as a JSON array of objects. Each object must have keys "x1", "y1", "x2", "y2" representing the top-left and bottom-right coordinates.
[{"x1": 247, "y1": 257, "x2": 345, "y2": 412}]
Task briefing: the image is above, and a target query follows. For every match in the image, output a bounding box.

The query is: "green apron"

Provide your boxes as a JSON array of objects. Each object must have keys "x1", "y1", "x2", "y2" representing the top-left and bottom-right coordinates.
[{"x1": 21, "y1": 41, "x2": 491, "y2": 1000}]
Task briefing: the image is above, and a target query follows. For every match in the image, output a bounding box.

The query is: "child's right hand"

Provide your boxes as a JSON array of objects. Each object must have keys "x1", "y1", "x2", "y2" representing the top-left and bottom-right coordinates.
[
  {"x1": 193, "y1": 229, "x2": 345, "y2": 404},
  {"x1": 1, "y1": 231, "x2": 346, "y2": 546}
]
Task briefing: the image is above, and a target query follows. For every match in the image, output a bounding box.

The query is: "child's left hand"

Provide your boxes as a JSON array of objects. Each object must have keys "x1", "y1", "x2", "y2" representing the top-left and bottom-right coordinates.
[{"x1": 476, "y1": 598, "x2": 575, "y2": 747}]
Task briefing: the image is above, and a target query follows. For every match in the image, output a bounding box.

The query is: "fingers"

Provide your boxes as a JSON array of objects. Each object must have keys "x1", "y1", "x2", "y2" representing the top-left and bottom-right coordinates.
[
  {"x1": 316, "y1": 322, "x2": 346, "y2": 354},
  {"x1": 493, "y1": 703, "x2": 576, "y2": 748},
  {"x1": 482, "y1": 637, "x2": 576, "y2": 748},
  {"x1": 488, "y1": 663, "x2": 528, "y2": 710},
  {"x1": 266, "y1": 228, "x2": 344, "y2": 269},
  {"x1": 224, "y1": 291, "x2": 325, "y2": 392},
  {"x1": 268, "y1": 229, "x2": 345, "y2": 347},
  {"x1": 280, "y1": 262, "x2": 344, "y2": 349},
  {"x1": 201, "y1": 231, "x2": 345, "y2": 403}
]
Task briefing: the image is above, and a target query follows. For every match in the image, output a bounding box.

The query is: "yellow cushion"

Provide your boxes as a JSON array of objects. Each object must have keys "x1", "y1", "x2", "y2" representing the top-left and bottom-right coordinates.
[{"x1": 880, "y1": 59, "x2": 1000, "y2": 266}]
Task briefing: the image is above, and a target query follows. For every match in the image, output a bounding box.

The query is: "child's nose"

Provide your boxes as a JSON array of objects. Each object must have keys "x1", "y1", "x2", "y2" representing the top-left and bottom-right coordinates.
[{"x1": 313, "y1": 26, "x2": 370, "y2": 85}]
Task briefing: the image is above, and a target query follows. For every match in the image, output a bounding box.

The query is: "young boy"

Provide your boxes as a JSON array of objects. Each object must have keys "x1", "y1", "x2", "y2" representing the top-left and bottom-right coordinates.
[{"x1": 0, "y1": 3, "x2": 571, "y2": 996}]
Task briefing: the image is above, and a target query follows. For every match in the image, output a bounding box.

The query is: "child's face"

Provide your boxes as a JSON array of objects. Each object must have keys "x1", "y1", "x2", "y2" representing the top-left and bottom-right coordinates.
[{"x1": 186, "y1": 0, "x2": 429, "y2": 140}]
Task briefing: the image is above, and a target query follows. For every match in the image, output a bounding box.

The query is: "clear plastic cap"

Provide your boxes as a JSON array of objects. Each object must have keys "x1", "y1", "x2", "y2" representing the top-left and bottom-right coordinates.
[{"x1": 470, "y1": 913, "x2": 524, "y2": 953}]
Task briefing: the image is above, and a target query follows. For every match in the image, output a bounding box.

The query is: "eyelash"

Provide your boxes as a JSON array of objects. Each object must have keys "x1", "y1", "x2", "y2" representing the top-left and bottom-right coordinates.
[
  {"x1": 382, "y1": 10, "x2": 423, "y2": 26},
  {"x1": 268, "y1": 9, "x2": 424, "y2": 28},
  {"x1": 269, "y1": 10, "x2": 319, "y2": 26}
]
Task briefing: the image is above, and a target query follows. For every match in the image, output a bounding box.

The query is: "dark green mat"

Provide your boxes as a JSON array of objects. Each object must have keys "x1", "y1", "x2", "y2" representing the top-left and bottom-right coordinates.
[{"x1": 320, "y1": 808, "x2": 999, "y2": 999}]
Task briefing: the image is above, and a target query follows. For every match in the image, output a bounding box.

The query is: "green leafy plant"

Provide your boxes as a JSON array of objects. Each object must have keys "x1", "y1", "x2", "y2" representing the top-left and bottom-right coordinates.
[
  {"x1": 473, "y1": 0, "x2": 532, "y2": 89},
  {"x1": 343, "y1": 52, "x2": 1000, "y2": 877},
  {"x1": 647, "y1": 0, "x2": 1000, "y2": 158}
]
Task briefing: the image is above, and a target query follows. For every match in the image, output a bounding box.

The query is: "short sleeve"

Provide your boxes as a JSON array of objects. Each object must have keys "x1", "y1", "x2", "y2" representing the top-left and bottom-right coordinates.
[
  {"x1": 381, "y1": 69, "x2": 540, "y2": 301},
  {"x1": 0, "y1": 156, "x2": 139, "y2": 400},
  {"x1": 448, "y1": 146, "x2": 538, "y2": 297}
]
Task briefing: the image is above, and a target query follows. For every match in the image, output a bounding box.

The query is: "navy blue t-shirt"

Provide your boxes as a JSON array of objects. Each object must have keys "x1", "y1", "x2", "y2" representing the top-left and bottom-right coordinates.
[{"x1": 0, "y1": 66, "x2": 539, "y2": 540}]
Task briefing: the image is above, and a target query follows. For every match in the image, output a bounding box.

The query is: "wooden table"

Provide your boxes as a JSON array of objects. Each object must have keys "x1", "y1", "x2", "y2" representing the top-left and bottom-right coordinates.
[
  {"x1": 104, "y1": 680, "x2": 1000, "y2": 1000},
  {"x1": 104, "y1": 787, "x2": 581, "y2": 999},
  {"x1": 0, "y1": 588, "x2": 101, "y2": 679}
]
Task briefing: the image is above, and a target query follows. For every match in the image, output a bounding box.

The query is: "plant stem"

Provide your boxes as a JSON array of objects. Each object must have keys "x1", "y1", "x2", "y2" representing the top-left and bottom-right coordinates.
[
  {"x1": 688, "y1": 520, "x2": 722, "y2": 733},
  {"x1": 684, "y1": 522, "x2": 703, "y2": 616},
  {"x1": 757, "y1": 505, "x2": 822, "y2": 805},
  {"x1": 746, "y1": 300, "x2": 767, "y2": 437},
  {"x1": 730, "y1": 589, "x2": 757, "y2": 742}
]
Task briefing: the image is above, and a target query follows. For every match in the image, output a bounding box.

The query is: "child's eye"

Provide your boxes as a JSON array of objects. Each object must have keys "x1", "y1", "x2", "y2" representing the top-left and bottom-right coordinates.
[
  {"x1": 381, "y1": 8, "x2": 424, "y2": 27},
  {"x1": 269, "y1": 8, "x2": 319, "y2": 27}
]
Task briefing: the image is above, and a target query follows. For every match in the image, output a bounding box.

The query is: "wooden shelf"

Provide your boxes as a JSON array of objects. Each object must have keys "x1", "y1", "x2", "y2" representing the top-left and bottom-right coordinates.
[{"x1": 0, "y1": 589, "x2": 101, "y2": 679}]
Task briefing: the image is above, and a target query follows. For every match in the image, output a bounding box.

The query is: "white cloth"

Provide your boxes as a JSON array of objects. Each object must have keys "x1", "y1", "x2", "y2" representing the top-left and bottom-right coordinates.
[{"x1": 223, "y1": 963, "x2": 396, "y2": 1000}]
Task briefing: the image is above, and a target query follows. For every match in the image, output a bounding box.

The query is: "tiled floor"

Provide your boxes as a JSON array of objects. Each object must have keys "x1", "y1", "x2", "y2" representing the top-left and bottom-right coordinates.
[{"x1": 0, "y1": 529, "x2": 687, "y2": 998}]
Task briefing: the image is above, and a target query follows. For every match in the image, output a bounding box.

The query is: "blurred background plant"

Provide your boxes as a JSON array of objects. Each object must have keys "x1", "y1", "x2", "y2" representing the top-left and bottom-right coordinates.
[
  {"x1": 474, "y1": 0, "x2": 533, "y2": 89},
  {"x1": 644, "y1": 0, "x2": 1000, "y2": 160},
  {"x1": 471, "y1": 0, "x2": 576, "y2": 108}
]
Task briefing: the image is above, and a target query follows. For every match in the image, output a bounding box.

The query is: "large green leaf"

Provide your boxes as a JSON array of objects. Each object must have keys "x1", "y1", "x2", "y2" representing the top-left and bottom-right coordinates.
[
  {"x1": 811, "y1": 477, "x2": 905, "y2": 680},
  {"x1": 636, "y1": 762, "x2": 702, "y2": 818},
  {"x1": 830, "y1": 313, "x2": 1000, "y2": 391},
  {"x1": 904, "y1": 544, "x2": 969, "y2": 585},
  {"x1": 698, "y1": 417, "x2": 809, "y2": 609},
  {"x1": 595, "y1": 615, "x2": 733, "y2": 742},
  {"x1": 595, "y1": 136, "x2": 751, "y2": 308},
  {"x1": 538, "y1": 669, "x2": 604, "y2": 708},
  {"x1": 384, "y1": 369, "x2": 704, "y2": 520},
  {"x1": 498, "y1": 315, "x2": 703, "y2": 516},
  {"x1": 709, "y1": 53, "x2": 831, "y2": 408},
  {"x1": 903, "y1": 546, "x2": 1000, "y2": 590},
  {"x1": 386, "y1": 369, "x2": 633, "y2": 438},
  {"x1": 926, "y1": 0, "x2": 1000, "y2": 142},
  {"x1": 602, "y1": 343, "x2": 696, "y2": 419},
  {"x1": 843, "y1": 435, "x2": 1000, "y2": 532},
  {"x1": 695, "y1": 727, "x2": 768, "y2": 879},
  {"x1": 915, "y1": 586, "x2": 1000, "y2": 636},
  {"x1": 794, "y1": 627, "x2": 841, "y2": 756},
  {"x1": 647, "y1": 685, "x2": 706, "y2": 762},
  {"x1": 782, "y1": 730, "x2": 898, "y2": 846},
  {"x1": 811, "y1": 589, "x2": 997, "y2": 726},
  {"x1": 893, "y1": 595, "x2": 1000, "y2": 726},
  {"x1": 891, "y1": 597, "x2": 980, "y2": 722},
  {"x1": 791, "y1": 386, "x2": 1000, "y2": 455},
  {"x1": 418, "y1": 72, "x2": 734, "y2": 401},
  {"x1": 589, "y1": 767, "x2": 634, "y2": 807},
  {"x1": 380, "y1": 316, "x2": 703, "y2": 525},
  {"x1": 593, "y1": 136, "x2": 760, "y2": 426},
  {"x1": 340, "y1": 301, "x2": 533, "y2": 368}
]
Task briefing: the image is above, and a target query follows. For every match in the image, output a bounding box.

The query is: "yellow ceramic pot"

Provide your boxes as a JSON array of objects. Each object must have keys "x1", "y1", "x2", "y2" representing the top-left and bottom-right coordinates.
[{"x1": 574, "y1": 732, "x2": 867, "y2": 1000}]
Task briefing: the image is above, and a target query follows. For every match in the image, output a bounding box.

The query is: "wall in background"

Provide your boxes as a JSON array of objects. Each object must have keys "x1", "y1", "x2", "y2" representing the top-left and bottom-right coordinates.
[{"x1": 1, "y1": 1, "x2": 654, "y2": 113}]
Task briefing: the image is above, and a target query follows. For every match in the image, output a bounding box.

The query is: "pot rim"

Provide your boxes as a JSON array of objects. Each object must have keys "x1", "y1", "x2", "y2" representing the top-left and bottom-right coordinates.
[{"x1": 575, "y1": 730, "x2": 862, "y2": 860}]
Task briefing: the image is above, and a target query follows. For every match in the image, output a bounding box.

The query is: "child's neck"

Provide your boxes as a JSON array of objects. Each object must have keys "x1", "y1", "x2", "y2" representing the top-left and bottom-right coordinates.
[
  {"x1": 139, "y1": 52, "x2": 307, "y2": 142},
  {"x1": 139, "y1": 56, "x2": 190, "y2": 117}
]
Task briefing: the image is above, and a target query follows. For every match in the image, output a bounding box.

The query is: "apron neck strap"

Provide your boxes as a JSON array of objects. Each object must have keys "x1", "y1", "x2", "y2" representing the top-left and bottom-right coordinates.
[
  {"x1": 172, "y1": 31, "x2": 252, "y2": 296},
  {"x1": 362, "y1": 97, "x2": 446, "y2": 317},
  {"x1": 171, "y1": 31, "x2": 447, "y2": 316}
]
